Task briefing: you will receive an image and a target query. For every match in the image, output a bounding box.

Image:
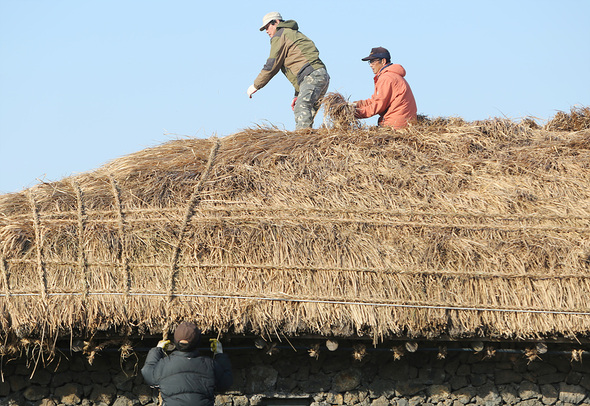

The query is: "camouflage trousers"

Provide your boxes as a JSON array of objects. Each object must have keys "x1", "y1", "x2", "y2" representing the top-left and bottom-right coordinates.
[{"x1": 294, "y1": 67, "x2": 330, "y2": 129}]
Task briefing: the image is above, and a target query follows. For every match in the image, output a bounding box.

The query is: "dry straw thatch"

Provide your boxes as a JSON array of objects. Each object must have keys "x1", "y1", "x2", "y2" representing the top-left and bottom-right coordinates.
[{"x1": 1, "y1": 105, "x2": 590, "y2": 354}]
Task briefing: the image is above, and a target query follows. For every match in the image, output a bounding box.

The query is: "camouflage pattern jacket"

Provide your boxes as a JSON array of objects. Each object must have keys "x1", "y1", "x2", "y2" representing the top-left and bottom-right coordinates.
[{"x1": 254, "y1": 20, "x2": 326, "y2": 96}]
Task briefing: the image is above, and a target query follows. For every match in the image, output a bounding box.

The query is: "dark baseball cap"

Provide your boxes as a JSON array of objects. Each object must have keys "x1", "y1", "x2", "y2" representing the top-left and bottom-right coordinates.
[
  {"x1": 174, "y1": 322, "x2": 201, "y2": 351},
  {"x1": 361, "y1": 47, "x2": 391, "y2": 61}
]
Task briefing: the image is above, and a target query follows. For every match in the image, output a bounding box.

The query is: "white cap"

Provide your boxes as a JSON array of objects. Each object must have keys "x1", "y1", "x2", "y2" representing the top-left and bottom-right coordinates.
[{"x1": 260, "y1": 11, "x2": 282, "y2": 31}]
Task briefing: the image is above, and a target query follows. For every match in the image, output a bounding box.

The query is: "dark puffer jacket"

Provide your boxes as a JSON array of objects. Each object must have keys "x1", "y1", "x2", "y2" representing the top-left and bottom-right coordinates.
[{"x1": 141, "y1": 347, "x2": 233, "y2": 406}]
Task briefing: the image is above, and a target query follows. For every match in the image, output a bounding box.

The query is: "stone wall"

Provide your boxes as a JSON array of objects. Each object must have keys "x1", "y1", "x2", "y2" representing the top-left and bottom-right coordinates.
[{"x1": 2, "y1": 340, "x2": 590, "y2": 406}]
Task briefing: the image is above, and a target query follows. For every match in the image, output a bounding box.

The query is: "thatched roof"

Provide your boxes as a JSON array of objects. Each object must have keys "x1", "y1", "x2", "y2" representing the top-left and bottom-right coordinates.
[{"x1": 1, "y1": 107, "x2": 590, "y2": 351}]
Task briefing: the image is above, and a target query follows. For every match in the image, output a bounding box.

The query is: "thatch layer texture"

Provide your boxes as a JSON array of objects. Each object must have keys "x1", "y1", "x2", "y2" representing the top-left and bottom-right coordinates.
[{"x1": 1, "y1": 108, "x2": 590, "y2": 348}]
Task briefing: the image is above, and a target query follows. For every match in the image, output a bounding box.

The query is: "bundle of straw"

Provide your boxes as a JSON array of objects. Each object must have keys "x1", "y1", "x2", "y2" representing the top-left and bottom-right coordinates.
[
  {"x1": 545, "y1": 106, "x2": 590, "y2": 132},
  {"x1": 321, "y1": 92, "x2": 361, "y2": 129}
]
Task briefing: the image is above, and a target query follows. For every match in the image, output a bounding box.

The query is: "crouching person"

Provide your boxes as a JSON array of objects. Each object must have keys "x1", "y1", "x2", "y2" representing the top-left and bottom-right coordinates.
[{"x1": 142, "y1": 321, "x2": 233, "y2": 406}]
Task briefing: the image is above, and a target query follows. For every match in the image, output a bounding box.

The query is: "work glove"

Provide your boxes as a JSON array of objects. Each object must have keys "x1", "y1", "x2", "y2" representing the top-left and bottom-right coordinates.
[
  {"x1": 157, "y1": 340, "x2": 172, "y2": 351},
  {"x1": 247, "y1": 84, "x2": 258, "y2": 98},
  {"x1": 291, "y1": 97, "x2": 298, "y2": 110},
  {"x1": 210, "y1": 338, "x2": 223, "y2": 354}
]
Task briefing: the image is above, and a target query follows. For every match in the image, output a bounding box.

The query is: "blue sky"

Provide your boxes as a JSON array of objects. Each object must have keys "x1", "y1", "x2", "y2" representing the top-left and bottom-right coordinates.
[{"x1": 1, "y1": 0, "x2": 589, "y2": 194}]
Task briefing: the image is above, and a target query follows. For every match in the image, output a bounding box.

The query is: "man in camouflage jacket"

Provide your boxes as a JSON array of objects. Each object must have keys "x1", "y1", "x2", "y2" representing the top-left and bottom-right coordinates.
[{"x1": 247, "y1": 12, "x2": 330, "y2": 130}]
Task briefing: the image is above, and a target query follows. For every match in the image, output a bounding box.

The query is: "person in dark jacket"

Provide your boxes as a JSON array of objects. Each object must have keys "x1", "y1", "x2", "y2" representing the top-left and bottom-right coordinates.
[{"x1": 141, "y1": 322, "x2": 233, "y2": 406}]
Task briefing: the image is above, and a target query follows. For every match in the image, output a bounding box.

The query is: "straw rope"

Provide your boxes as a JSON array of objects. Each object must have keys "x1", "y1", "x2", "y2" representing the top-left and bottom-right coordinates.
[
  {"x1": 164, "y1": 137, "x2": 221, "y2": 337},
  {"x1": 27, "y1": 189, "x2": 47, "y2": 301},
  {"x1": 0, "y1": 258, "x2": 13, "y2": 324},
  {"x1": 0, "y1": 258, "x2": 9, "y2": 297},
  {"x1": 5, "y1": 208, "x2": 589, "y2": 234},
  {"x1": 109, "y1": 175, "x2": 131, "y2": 299},
  {"x1": 72, "y1": 180, "x2": 90, "y2": 299},
  {"x1": 10, "y1": 206, "x2": 590, "y2": 223},
  {"x1": 3, "y1": 259, "x2": 588, "y2": 281},
  {"x1": 1, "y1": 290, "x2": 589, "y2": 316}
]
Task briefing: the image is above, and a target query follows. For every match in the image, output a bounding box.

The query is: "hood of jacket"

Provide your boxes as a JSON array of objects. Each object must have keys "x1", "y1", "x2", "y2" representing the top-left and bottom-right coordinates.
[
  {"x1": 277, "y1": 20, "x2": 299, "y2": 31},
  {"x1": 377, "y1": 63, "x2": 406, "y2": 79}
]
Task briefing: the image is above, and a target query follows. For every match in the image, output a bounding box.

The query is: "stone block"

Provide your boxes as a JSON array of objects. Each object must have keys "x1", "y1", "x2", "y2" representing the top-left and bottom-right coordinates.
[
  {"x1": 566, "y1": 371, "x2": 583, "y2": 385},
  {"x1": 9, "y1": 375, "x2": 28, "y2": 392},
  {"x1": 73, "y1": 370, "x2": 93, "y2": 386},
  {"x1": 551, "y1": 356, "x2": 575, "y2": 373},
  {"x1": 274, "y1": 357, "x2": 301, "y2": 377},
  {"x1": 15, "y1": 364, "x2": 32, "y2": 376},
  {"x1": 395, "y1": 381, "x2": 425, "y2": 397},
  {"x1": 30, "y1": 369, "x2": 52, "y2": 386},
  {"x1": 368, "y1": 378, "x2": 396, "y2": 399},
  {"x1": 471, "y1": 362, "x2": 492, "y2": 375},
  {"x1": 246, "y1": 365, "x2": 278, "y2": 393},
  {"x1": 558, "y1": 383, "x2": 586, "y2": 404},
  {"x1": 323, "y1": 354, "x2": 351, "y2": 374},
  {"x1": 90, "y1": 370, "x2": 112, "y2": 385},
  {"x1": 371, "y1": 395, "x2": 389, "y2": 406},
  {"x1": 0, "y1": 381, "x2": 10, "y2": 397},
  {"x1": 469, "y1": 373, "x2": 487, "y2": 387},
  {"x1": 497, "y1": 384, "x2": 519, "y2": 405},
  {"x1": 407, "y1": 395, "x2": 426, "y2": 406},
  {"x1": 449, "y1": 375, "x2": 468, "y2": 391},
  {"x1": 113, "y1": 371, "x2": 134, "y2": 391},
  {"x1": 333, "y1": 369, "x2": 362, "y2": 393},
  {"x1": 540, "y1": 384, "x2": 558, "y2": 405},
  {"x1": 306, "y1": 372, "x2": 331, "y2": 393},
  {"x1": 452, "y1": 386, "x2": 475, "y2": 404},
  {"x1": 293, "y1": 364, "x2": 311, "y2": 381},
  {"x1": 444, "y1": 360, "x2": 460, "y2": 376},
  {"x1": 495, "y1": 369, "x2": 523, "y2": 385},
  {"x1": 52, "y1": 371, "x2": 73, "y2": 388},
  {"x1": 233, "y1": 395, "x2": 249, "y2": 406},
  {"x1": 23, "y1": 385, "x2": 49, "y2": 401},
  {"x1": 325, "y1": 392, "x2": 337, "y2": 404},
  {"x1": 474, "y1": 382, "x2": 501, "y2": 406},
  {"x1": 518, "y1": 380, "x2": 541, "y2": 400},
  {"x1": 580, "y1": 374, "x2": 590, "y2": 391},
  {"x1": 86, "y1": 355, "x2": 109, "y2": 372},
  {"x1": 36, "y1": 399, "x2": 57, "y2": 406},
  {"x1": 427, "y1": 384, "x2": 450, "y2": 403},
  {"x1": 276, "y1": 376, "x2": 298, "y2": 392},
  {"x1": 90, "y1": 383, "x2": 117, "y2": 405},
  {"x1": 516, "y1": 400, "x2": 543, "y2": 406},
  {"x1": 112, "y1": 396, "x2": 134, "y2": 406},
  {"x1": 132, "y1": 383, "x2": 154, "y2": 405},
  {"x1": 358, "y1": 391, "x2": 369, "y2": 402},
  {"x1": 54, "y1": 383, "x2": 83, "y2": 406},
  {"x1": 344, "y1": 391, "x2": 359, "y2": 405},
  {"x1": 70, "y1": 356, "x2": 88, "y2": 372},
  {"x1": 527, "y1": 361, "x2": 557, "y2": 376},
  {"x1": 456, "y1": 365, "x2": 470, "y2": 376},
  {"x1": 215, "y1": 395, "x2": 233, "y2": 406},
  {"x1": 381, "y1": 362, "x2": 410, "y2": 381},
  {"x1": 537, "y1": 373, "x2": 567, "y2": 385}
]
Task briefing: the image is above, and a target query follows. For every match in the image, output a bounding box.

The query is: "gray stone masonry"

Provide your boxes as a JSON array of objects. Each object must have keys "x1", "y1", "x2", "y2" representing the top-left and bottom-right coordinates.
[{"x1": 1, "y1": 340, "x2": 590, "y2": 405}]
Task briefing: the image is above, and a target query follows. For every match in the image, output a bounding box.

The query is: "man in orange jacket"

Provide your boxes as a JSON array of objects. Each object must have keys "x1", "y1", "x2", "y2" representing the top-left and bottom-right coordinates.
[{"x1": 354, "y1": 47, "x2": 417, "y2": 128}]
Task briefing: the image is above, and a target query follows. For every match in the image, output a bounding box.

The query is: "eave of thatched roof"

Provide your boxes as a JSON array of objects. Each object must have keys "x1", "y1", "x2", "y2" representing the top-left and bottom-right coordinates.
[{"x1": 1, "y1": 107, "x2": 590, "y2": 352}]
